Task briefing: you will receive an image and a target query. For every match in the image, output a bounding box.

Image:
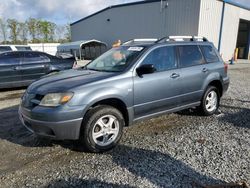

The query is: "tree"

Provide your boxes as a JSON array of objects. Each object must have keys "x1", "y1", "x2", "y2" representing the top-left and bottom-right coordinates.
[
  {"x1": 7, "y1": 19, "x2": 21, "y2": 44},
  {"x1": 64, "y1": 24, "x2": 71, "y2": 42},
  {"x1": 55, "y1": 24, "x2": 71, "y2": 43},
  {"x1": 1, "y1": 17, "x2": 70, "y2": 44},
  {"x1": 27, "y1": 18, "x2": 39, "y2": 43},
  {"x1": 55, "y1": 25, "x2": 65, "y2": 41},
  {"x1": 38, "y1": 20, "x2": 56, "y2": 42},
  {"x1": 19, "y1": 22, "x2": 28, "y2": 44},
  {"x1": 0, "y1": 18, "x2": 8, "y2": 44}
]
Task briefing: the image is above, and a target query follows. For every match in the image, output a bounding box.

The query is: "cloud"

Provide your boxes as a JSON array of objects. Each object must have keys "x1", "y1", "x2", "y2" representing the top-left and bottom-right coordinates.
[
  {"x1": 0, "y1": 0, "x2": 137, "y2": 24},
  {"x1": 1, "y1": 0, "x2": 248, "y2": 25}
]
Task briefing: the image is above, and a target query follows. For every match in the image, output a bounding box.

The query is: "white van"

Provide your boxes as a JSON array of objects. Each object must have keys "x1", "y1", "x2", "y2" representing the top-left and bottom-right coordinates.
[{"x1": 0, "y1": 45, "x2": 32, "y2": 53}]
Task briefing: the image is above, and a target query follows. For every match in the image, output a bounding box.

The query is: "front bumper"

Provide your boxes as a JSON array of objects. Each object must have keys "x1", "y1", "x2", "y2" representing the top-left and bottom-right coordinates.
[{"x1": 19, "y1": 106, "x2": 83, "y2": 140}]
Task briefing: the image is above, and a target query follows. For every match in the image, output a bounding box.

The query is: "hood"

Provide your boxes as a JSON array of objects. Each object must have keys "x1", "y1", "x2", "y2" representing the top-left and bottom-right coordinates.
[{"x1": 27, "y1": 69, "x2": 116, "y2": 95}]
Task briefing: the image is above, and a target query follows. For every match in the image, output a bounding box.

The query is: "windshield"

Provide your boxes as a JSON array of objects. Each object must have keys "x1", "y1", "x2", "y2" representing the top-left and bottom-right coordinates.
[{"x1": 86, "y1": 46, "x2": 144, "y2": 72}]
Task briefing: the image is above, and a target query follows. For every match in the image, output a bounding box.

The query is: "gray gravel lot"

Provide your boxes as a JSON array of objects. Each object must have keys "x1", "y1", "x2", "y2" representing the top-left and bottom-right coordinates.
[{"x1": 0, "y1": 63, "x2": 249, "y2": 188}]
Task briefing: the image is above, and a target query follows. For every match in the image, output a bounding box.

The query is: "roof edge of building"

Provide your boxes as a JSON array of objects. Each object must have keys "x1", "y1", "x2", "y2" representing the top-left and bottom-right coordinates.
[
  {"x1": 223, "y1": 0, "x2": 250, "y2": 10},
  {"x1": 71, "y1": 0, "x2": 249, "y2": 26},
  {"x1": 70, "y1": 0, "x2": 161, "y2": 26}
]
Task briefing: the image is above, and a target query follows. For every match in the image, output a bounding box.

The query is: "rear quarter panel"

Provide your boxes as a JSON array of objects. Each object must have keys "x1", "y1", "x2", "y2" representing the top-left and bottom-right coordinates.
[{"x1": 201, "y1": 61, "x2": 225, "y2": 93}]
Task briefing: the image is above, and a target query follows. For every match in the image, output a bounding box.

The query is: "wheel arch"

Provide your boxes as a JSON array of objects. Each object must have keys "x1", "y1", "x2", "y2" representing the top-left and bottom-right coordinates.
[
  {"x1": 207, "y1": 80, "x2": 223, "y2": 97},
  {"x1": 83, "y1": 97, "x2": 130, "y2": 127}
]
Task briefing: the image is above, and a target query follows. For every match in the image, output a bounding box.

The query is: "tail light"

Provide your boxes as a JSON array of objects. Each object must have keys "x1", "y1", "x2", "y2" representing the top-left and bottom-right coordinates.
[{"x1": 224, "y1": 62, "x2": 228, "y2": 74}]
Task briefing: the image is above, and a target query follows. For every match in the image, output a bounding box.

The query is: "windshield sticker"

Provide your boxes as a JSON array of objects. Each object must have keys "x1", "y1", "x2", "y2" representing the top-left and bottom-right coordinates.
[{"x1": 128, "y1": 47, "x2": 144, "y2": 51}]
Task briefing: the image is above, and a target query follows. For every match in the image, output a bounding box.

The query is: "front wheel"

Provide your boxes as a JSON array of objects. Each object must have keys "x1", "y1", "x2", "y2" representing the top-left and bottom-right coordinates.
[
  {"x1": 199, "y1": 86, "x2": 220, "y2": 116},
  {"x1": 79, "y1": 105, "x2": 124, "y2": 153}
]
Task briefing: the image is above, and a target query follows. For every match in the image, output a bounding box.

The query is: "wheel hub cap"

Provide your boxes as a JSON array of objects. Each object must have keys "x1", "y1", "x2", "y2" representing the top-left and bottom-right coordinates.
[
  {"x1": 92, "y1": 115, "x2": 119, "y2": 147},
  {"x1": 205, "y1": 91, "x2": 218, "y2": 112}
]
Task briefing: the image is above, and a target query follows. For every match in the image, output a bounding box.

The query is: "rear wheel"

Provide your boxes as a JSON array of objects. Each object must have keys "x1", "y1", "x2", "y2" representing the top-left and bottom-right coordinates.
[
  {"x1": 79, "y1": 105, "x2": 124, "y2": 153},
  {"x1": 199, "y1": 86, "x2": 220, "y2": 116}
]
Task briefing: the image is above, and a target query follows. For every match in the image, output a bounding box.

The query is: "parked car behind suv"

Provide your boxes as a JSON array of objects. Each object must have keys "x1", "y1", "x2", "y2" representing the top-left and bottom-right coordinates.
[
  {"x1": 0, "y1": 45, "x2": 32, "y2": 53},
  {"x1": 0, "y1": 51, "x2": 75, "y2": 88},
  {"x1": 19, "y1": 36, "x2": 229, "y2": 153}
]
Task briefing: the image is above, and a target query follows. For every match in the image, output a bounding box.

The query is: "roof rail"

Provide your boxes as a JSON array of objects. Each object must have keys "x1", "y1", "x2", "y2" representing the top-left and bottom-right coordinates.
[
  {"x1": 123, "y1": 38, "x2": 158, "y2": 45},
  {"x1": 156, "y1": 36, "x2": 208, "y2": 43}
]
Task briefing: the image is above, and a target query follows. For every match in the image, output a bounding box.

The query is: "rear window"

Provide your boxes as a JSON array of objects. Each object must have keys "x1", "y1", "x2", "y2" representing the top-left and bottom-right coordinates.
[
  {"x1": 0, "y1": 46, "x2": 12, "y2": 52},
  {"x1": 200, "y1": 45, "x2": 219, "y2": 63},
  {"x1": 15, "y1": 46, "x2": 32, "y2": 51},
  {"x1": 24, "y1": 52, "x2": 49, "y2": 63},
  {"x1": 178, "y1": 45, "x2": 203, "y2": 68}
]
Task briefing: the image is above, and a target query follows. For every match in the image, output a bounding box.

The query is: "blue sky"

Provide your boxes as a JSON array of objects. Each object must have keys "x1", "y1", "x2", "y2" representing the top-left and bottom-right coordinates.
[
  {"x1": 0, "y1": 0, "x2": 249, "y2": 25},
  {"x1": 0, "y1": 0, "x2": 135, "y2": 25},
  {"x1": 226, "y1": 0, "x2": 250, "y2": 9}
]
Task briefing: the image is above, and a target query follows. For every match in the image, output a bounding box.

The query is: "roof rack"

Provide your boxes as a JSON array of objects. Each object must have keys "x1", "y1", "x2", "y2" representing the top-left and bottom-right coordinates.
[
  {"x1": 123, "y1": 38, "x2": 158, "y2": 45},
  {"x1": 156, "y1": 36, "x2": 208, "y2": 43}
]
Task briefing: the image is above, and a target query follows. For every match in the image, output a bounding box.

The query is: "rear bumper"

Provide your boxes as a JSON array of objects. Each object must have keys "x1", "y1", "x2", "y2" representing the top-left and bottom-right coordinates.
[{"x1": 19, "y1": 106, "x2": 83, "y2": 140}]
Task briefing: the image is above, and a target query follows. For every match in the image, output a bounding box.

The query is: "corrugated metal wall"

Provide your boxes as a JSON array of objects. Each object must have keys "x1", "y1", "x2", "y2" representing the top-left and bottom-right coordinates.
[
  {"x1": 239, "y1": 6, "x2": 250, "y2": 20},
  {"x1": 199, "y1": 0, "x2": 250, "y2": 61},
  {"x1": 219, "y1": 3, "x2": 240, "y2": 61},
  {"x1": 71, "y1": 0, "x2": 249, "y2": 60},
  {"x1": 198, "y1": 0, "x2": 223, "y2": 48},
  {"x1": 71, "y1": 0, "x2": 200, "y2": 47}
]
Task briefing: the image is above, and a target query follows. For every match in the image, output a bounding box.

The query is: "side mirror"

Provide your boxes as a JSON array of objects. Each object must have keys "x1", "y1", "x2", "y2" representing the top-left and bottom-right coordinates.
[{"x1": 136, "y1": 64, "x2": 156, "y2": 76}]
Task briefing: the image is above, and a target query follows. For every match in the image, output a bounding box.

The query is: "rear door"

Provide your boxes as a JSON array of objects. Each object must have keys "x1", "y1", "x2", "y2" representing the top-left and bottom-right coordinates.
[
  {"x1": 177, "y1": 44, "x2": 207, "y2": 105},
  {"x1": 0, "y1": 52, "x2": 22, "y2": 87},
  {"x1": 21, "y1": 52, "x2": 50, "y2": 81}
]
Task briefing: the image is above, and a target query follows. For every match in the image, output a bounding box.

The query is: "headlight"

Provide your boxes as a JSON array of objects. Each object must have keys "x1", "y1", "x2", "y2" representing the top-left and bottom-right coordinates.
[{"x1": 40, "y1": 92, "x2": 74, "y2": 107}]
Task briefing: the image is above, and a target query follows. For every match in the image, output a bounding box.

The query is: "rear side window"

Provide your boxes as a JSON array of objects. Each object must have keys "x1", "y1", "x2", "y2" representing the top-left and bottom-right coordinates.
[
  {"x1": 141, "y1": 46, "x2": 177, "y2": 72},
  {"x1": 200, "y1": 45, "x2": 219, "y2": 63},
  {"x1": 178, "y1": 45, "x2": 203, "y2": 68},
  {"x1": 24, "y1": 52, "x2": 49, "y2": 63}
]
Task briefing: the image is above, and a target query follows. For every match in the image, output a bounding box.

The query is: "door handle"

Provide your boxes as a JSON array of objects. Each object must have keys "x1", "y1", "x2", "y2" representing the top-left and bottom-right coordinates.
[
  {"x1": 13, "y1": 66, "x2": 19, "y2": 70},
  {"x1": 202, "y1": 68, "x2": 208, "y2": 73},
  {"x1": 170, "y1": 73, "x2": 180, "y2": 79}
]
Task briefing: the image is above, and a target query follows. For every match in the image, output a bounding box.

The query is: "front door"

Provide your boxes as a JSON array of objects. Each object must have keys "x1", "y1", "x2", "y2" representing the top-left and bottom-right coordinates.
[{"x1": 133, "y1": 45, "x2": 182, "y2": 119}]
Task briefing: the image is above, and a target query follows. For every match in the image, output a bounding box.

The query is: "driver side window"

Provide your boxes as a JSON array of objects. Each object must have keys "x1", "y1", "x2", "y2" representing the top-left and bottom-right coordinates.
[{"x1": 141, "y1": 46, "x2": 177, "y2": 72}]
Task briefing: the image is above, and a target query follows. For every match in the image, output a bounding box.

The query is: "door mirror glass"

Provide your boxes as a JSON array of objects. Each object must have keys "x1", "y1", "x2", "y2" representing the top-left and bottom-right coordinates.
[{"x1": 136, "y1": 64, "x2": 156, "y2": 76}]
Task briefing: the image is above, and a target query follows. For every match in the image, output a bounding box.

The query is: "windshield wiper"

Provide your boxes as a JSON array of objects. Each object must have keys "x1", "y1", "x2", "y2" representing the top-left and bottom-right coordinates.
[{"x1": 86, "y1": 68, "x2": 103, "y2": 72}]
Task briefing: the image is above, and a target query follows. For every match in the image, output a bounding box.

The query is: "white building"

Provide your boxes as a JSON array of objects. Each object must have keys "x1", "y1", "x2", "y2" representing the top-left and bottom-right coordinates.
[
  {"x1": 28, "y1": 43, "x2": 60, "y2": 55},
  {"x1": 70, "y1": 0, "x2": 250, "y2": 61}
]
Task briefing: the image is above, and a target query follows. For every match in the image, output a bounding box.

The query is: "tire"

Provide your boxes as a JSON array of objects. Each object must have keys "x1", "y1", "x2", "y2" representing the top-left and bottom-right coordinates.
[
  {"x1": 199, "y1": 86, "x2": 220, "y2": 116},
  {"x1": 79, "y1": 105, "x2": 124, "y2": 153}
]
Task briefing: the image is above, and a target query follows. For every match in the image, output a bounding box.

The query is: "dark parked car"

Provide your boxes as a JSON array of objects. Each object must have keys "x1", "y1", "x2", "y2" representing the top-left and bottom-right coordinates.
[
  {"x1": 0, "y1": 51, "x2": 75, "y2": 88},
  {"x1": 19, "y1": 36, "x2": 229, "y2": 153}
]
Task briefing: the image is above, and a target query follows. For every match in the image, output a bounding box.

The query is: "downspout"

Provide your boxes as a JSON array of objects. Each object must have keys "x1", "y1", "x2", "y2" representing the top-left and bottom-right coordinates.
[
  {"x1": 247, "y1": 24, "x2": 250, "y2": 60},
  {"x1": 218, "y1": 1, "x2": 225, "y2": 52}
]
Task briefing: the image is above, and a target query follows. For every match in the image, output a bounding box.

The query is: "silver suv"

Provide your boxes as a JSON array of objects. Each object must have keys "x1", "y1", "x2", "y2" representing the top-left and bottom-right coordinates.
[{"x1": 19, "y1": 36, "x2": 229, "y2": 153}]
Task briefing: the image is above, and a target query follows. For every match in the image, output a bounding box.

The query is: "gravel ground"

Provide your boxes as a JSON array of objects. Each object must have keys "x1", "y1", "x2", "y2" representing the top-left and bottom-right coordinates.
[{"x1": 0, "y1": 63, "x2": 249, "y2": 188}]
